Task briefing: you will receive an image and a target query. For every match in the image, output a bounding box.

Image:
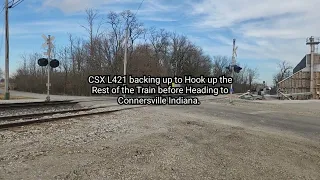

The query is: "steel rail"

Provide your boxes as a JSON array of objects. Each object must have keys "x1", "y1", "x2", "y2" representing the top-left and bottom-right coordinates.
[
  {"x1": 0, "y1": 100, "x2": 78, "y2": 109},
  {"x1": 0, "y1": 105, "x2": 146, "y2": 129},
  {"x1": 0, "y1": 104, "x2": 122, "y2": 121}
]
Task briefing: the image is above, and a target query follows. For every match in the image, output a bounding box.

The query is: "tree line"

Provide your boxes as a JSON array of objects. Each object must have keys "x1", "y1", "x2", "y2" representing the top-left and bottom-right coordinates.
[{"x1": 11, "y1": 9, "x2": 264, "y2": 95}]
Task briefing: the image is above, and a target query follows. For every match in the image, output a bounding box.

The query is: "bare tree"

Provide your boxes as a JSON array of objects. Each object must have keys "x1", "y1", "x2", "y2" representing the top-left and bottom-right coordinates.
[
  {"x1": 170, "y1": 33, "x2": 190, "y2": 76},
  {"x1": 121, "y1": 10, "x2": 145, "y2": 53},
  {"x1": 81, "y1": 8, "x2": 102, "y2": 71},
  {"x1": 148, "y1": 27, "x2": 171, "y2": 75},
  {"x1": 56, "y1": 47, "x2": 70, "y2": 94},
  {"x1": 68, "y1": 33, "x2": 76, "y2": 74},
  {"x1": 273, "y1": 60, "x2": 292, "y2": 86},
  {"x1": 212, "y1": 56, "x2": 231, "y2": 77},
  {"x1": 247, "y1": 68, "x2": 259, "y2": 90},
  {"x1": 106, "y1": 11, "x2": 124, "y2": 74}
]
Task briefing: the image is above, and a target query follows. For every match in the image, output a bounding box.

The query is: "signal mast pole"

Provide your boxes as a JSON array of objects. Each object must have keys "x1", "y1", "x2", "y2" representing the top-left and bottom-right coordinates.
[
  {"x1": 124, "y1": 26, "x2": 128, "y2": 81},
  {"x1": 46, "y1": 35, "x2": 52, "y2": 102},
  {"x1": 230, "y1": 39, "x2": 237, "y2": 103},
  {"x1": 123, "y1": 17, "x2": 130, "y2": 98}
]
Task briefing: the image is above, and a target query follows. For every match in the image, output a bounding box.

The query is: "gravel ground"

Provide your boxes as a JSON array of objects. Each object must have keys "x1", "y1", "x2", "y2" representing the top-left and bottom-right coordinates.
[
  {"x1": 0, "y1": 104, "x2": 83, "y2": 117},
  {"x1": 0, "y1": 105, "x2": 320, "y2": 179}
]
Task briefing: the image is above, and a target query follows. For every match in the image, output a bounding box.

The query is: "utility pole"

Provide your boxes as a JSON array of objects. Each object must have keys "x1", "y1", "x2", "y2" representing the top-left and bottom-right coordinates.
[
  {"x1": 124, "y1": 26, "x2": 128, "y2": 80},
  {"x1": 230, "y1": 39, "x2": 237, "y2": 103},
  {"x1": 306, "y1": 36, "x2": 320, "y2": 99},
  {"x1": 4, "y1": 0, "x2": 10, "y2": 100},
  {"x1": 123, "y1": 16, "x2": 130, "y2": 97}
]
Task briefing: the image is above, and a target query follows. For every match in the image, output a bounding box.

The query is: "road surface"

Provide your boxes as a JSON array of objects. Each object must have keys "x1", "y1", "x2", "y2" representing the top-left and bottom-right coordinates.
[{"x1": 168, "y1": 99, "x2": 320, "y2": 141}]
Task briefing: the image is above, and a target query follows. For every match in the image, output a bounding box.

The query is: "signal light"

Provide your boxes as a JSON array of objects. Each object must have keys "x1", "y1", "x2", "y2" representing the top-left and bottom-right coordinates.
[
  {"x1": 225, "y1": 65, "x2": 242, "y2": 73},
  {"x1": 234, "y1": 65, "x2": 242, "y2": 73},
  {"x1": 38, "y1": 58, "x2": 48, "y2": 66},
  {"x1": 226, "y1": 65, "x2": 242, "y2": 73},
  {"x1": 50, "y1": 59, "x2": 59, "y2": 68}
]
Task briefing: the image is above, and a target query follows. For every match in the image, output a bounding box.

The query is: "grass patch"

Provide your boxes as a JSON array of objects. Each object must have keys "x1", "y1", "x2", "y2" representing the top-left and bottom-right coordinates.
[{"x1": 0, "y1": 93, "x2": 34, "y2": 100}]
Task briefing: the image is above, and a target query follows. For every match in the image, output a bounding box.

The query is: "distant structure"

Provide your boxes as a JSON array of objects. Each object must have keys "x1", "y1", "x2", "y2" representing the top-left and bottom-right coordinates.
[{"x1": 278, "y1": 36, "x2": 320, "y2": 99}]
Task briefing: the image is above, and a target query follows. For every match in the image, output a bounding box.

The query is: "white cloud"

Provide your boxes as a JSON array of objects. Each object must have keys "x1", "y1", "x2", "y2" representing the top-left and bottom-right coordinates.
[
  {"x1": 41, "y1": 0, "x2": 106, "y2": 13},
  {"x1": 40, "y1": 0, "x2": 182, "y2": 15},
  {"x1": 1, "y1": 20, "x2": 87, "y2": 36},
  {"x1": 192, "y1": 0, "x2": 313, "y2": 29},
  {"x1": 143, "y1": 1, "x2": 182, "y2": 12},
  {"x1": 140, "y1": 17, "x2": 177, "y2": 22},
  {"x1": 190, "y1": 0, "x2": 319, "y2": 65},
  {"x1": 208, "y1": 35, "x2": 232, "y2": 46}
]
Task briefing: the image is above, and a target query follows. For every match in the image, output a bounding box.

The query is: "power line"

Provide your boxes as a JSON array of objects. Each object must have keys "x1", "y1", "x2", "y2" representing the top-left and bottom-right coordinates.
[
  {"x1": 134, "y1": 0, "x2": 145, "y2": 17},
  {"x1": 127, "y1": 0, "x2": 145, "y2": 24},
  {"x1": 0, "y1": 1, "x2": 12, "y2": 54},
  {"x1": 0, "y1": 0, "x2": 23, "y2": 55},
  {"x1": 0, "y1": 0, "x2": 14, "y2": 13},
  {"x1": 10, "y1": 0, "x2": 24, "y2": 8}
]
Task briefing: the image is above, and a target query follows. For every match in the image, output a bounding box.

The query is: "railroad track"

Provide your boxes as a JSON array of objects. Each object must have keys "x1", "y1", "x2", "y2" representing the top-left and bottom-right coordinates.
[
  {"x1": 0, "y1": 105, "x2": 146, "y2": 129},
  {"x1": 0, "y1": 100, "x2": 78, "y2": 109}
]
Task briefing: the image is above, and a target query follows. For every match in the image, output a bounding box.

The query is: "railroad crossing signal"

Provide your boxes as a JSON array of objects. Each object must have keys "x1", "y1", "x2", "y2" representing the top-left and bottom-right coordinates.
[
  {"x1": 40, "y1": 34, "x2": 57, "y2": 102},
  {"x1": 42, "y1": 34, "x2": 55, "y2": 48}
]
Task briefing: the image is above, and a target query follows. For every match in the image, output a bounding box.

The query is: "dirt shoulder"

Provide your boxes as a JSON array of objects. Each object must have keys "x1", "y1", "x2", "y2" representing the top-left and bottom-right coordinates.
[{"x1": 0, "y1": 106, "x2": 320, "y2": 180}]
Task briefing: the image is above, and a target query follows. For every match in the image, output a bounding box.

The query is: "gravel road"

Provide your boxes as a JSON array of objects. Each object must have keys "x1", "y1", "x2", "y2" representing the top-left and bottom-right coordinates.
[{"x1": 0, "y1": 100, "x2": 320, "y2": 179}]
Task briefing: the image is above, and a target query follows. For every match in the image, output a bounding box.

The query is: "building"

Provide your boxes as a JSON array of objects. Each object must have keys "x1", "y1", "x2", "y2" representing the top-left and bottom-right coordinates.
[{"x1": 278, "y1": 53, "x2": 320, "y2": 99}]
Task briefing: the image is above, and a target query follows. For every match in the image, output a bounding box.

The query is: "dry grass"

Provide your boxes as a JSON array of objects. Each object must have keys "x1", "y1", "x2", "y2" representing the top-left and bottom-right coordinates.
[
  {"x1": 0, "y1": 93, "x2": 34, "y2": 100},
  {"x1": 0, "y1": 83, "x2": 34, "y2": 100}
]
